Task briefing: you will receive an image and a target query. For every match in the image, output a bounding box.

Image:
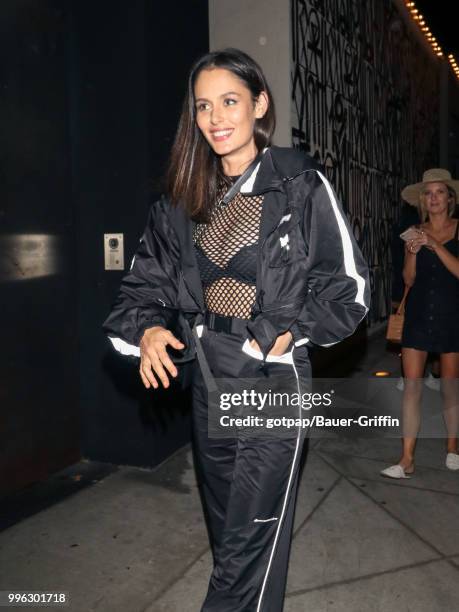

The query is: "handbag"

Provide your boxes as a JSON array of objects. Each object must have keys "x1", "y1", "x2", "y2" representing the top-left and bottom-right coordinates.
[{"x1": 386, "y1": 286, "x2": 410, "y2": 343}]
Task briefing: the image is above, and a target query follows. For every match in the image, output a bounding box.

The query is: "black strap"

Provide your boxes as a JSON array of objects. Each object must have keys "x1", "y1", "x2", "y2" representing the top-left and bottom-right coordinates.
[
  {"x1": 221, "y1": 153, "x2": 263, "y2": 205},
  {"x1": 204, "y1": 311, "x2": 248, "y2": 336},
  {"x1": 192, "y1": 317, "x2": 218, "y2": 393},
  {"x1": 455, "y1": 220, "x2": 459, "y2": 257}
]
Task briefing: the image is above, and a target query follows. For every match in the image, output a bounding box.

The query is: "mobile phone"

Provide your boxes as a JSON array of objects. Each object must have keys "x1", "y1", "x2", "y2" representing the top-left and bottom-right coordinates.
[{"x1": 399, "y1": 227, "x2": 419, "y2": 242}]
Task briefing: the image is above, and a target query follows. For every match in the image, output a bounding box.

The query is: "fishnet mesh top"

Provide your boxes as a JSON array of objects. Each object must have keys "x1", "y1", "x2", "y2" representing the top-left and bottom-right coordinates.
[{"x1": 193, "y1": 180, "x2": 264, "y2": 319}]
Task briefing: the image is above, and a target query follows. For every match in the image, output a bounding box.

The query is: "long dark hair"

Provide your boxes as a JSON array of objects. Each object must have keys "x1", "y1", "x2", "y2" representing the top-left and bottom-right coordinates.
[{"x1": 166, "y1": 48, "x2": 276, "y2": 221}]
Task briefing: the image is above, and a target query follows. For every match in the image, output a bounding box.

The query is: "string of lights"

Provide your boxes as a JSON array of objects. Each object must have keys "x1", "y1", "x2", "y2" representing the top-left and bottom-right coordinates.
[
  {"x1": 448, "y1": 54, "x2": 459, "y2": 79},
  {"x1": 404, "y1": 0, "x2": 459, "y2": 81},
  {"x1": 405, "y1": 1, "x2": 444, "y2": 58}
]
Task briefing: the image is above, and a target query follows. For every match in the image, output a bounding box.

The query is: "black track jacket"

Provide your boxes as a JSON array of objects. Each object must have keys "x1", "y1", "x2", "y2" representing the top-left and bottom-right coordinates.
[{"x1": 103, "y1": 147, "x2": 370, "y2": 362}]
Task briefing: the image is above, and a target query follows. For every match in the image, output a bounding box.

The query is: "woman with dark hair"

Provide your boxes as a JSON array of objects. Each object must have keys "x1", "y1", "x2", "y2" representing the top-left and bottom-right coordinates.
[
  {"x1": 382, "y1": 169, "x2": 459, "y2": 479},
  {"x1": 104, "y1": 48, "x2": 369, "y2": 611}
]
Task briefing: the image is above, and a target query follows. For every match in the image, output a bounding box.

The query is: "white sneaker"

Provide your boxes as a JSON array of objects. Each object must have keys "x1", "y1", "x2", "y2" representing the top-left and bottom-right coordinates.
[
  {"x1": 396, "y1": 377, "x2": 404, "y2": 392},
  {"x1": 446, "y1": 453, "x2": 459, "y2": 470},
  {"x1": 380, "y1": 464, "x2": 413, "y2": 479},
  {"x1": 424, "y1": 372, "x2": 441, "y2": 392}
]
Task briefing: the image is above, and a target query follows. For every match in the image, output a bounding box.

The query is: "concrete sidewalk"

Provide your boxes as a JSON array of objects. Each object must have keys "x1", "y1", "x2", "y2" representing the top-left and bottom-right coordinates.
[{"x1": 1, "y1": 332, "x2": 458, "y2": 611}]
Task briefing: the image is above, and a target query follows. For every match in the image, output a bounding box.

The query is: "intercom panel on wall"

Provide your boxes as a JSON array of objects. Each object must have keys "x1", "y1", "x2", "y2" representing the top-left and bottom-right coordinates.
[{"x1": 104, "y1": 233, "x2": 124, "y2": 271}]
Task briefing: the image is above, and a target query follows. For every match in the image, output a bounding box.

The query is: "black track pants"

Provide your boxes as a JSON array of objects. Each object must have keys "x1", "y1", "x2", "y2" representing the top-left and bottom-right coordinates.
[{"x1": 192, "y1": 327, "x2": 311, "y2": 612}]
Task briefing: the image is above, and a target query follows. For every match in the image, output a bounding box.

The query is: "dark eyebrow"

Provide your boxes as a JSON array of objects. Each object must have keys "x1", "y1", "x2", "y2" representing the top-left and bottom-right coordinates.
[{"x1": 195, "y1": 91, "x2": 241, "y2": 103}]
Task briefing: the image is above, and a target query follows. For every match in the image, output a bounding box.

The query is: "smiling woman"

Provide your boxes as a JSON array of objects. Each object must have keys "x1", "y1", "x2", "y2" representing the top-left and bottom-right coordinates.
[
  {"x1": 166, "y1": 49, "x2": 275, "y2": 222},
  {"x1": 193, "y1": 68, "x2": 268, "y2": 174},
  {"x1": 103, "y1": 48, "x2": 370, "y2": 611},
  {"x1": 381, "y1": 169, "x2": 459, "y2": 480}
]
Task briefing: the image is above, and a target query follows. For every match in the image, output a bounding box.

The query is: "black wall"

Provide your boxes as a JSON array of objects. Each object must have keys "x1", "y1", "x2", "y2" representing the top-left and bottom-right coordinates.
[
  {"x1": 1, "y1": 0, "x2": 209, "y2": 496},
  {"x1": 0, "y1": 0, "x2": 79, "y2": 495},
  {"x1": 72, "y1": 0, "x2": 209, "y2": 467}
]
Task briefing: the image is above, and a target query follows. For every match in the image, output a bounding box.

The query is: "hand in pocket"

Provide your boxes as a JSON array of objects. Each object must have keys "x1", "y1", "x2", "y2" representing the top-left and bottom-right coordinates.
[{"x1": 250, "y1": 330, "x2": 293, "y2": 356}]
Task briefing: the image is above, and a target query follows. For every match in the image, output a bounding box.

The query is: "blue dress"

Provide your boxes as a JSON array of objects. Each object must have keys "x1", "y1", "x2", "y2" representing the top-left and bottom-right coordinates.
[{"x1": 402, "y1": 221, "x2": 459, "y2": 353}]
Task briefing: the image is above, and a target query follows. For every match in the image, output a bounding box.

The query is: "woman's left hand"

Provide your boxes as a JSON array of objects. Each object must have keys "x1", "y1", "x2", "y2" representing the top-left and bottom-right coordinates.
[
  {"x1": 413, "y1": 230, "x2": 440, "y2": 252},
  {"x1": 250, "y1": 330, "x2": 293, "y2": 356}
]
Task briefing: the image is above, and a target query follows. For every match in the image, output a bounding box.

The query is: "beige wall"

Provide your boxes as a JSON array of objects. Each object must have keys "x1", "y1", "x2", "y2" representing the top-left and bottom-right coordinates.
[{"x1": 208, "y1": 0, "x2": 291, "y2": 146}]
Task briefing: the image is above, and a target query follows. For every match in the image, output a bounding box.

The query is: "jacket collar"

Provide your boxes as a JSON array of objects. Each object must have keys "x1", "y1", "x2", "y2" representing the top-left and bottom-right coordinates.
[{"x1": 240, "y1": 147, "x2": 285, "y2": 196}]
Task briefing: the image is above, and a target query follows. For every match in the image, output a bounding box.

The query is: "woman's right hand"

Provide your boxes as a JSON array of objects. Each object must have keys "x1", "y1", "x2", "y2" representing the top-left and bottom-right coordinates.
[
  {"x1": 406, "y1": 231, "x2": 423, "y2": 255},
  {"x1": 139, "y1": 326, "x2": 185, "y2": 389}
]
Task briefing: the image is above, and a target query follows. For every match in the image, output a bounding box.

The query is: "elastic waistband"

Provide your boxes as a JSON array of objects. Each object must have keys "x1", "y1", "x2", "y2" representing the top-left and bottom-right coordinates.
[{"x1": 204, "y1": 311, "x2": 249, "y2": 336}]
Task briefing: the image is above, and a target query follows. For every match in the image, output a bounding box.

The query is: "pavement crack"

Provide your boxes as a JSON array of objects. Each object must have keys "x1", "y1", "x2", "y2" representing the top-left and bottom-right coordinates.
[
  {"x1": 285, "y1": 556, "x2": 444, "y2": 598},
  {"x1": 317, "y1": 452, "x2": 449, "y2": 559},
  {"x1": 293, "y1": 454, "x2": 342, "y2": 539},
  {"x1": 143, "y1": 545, "x2": 210, "y2": 610}
]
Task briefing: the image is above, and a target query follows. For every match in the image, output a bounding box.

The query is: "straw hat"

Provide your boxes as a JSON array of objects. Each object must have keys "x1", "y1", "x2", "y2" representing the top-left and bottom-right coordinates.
[{"x1": 401, "y1": 168, "x2": 459, "y2": 206}]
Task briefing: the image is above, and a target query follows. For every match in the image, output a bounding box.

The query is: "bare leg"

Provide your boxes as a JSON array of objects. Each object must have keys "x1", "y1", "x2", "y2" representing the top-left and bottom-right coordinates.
[
  {"x1": 398, "y1": 348, "x2": 428, "y2": 470},
  {"x1": 439, "y1": 353, "x2": 459, "y2": 454}
]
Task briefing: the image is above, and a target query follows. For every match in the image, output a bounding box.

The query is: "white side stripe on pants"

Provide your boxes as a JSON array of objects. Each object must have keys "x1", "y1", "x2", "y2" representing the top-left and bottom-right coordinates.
[{"x1": 256, "y1": 349, "x2": 303, "y2": 612}]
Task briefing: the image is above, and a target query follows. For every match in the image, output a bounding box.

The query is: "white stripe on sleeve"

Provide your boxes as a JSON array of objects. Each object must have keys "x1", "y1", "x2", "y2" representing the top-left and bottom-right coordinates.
[
  {"x1": 316, "y1": 171, "x2": 368, "y2": 311},
  {"x1": 109, "y1": 337, "x2": 140, "y2": 357}
]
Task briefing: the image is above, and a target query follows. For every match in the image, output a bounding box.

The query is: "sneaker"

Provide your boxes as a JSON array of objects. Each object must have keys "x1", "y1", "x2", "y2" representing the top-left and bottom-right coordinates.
[
  {"x1": 424, "y1": 372, "x2": 441, "y2": 392},
  {"x1": 446, "y1": 453, "x2": 459, "y2": 470},
  {"x1": 396, "y1": 377, "x2": 404, "y2": 392},
  {"x1": 380, "y1": 464, "x2": 414, "y2": 479}
]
